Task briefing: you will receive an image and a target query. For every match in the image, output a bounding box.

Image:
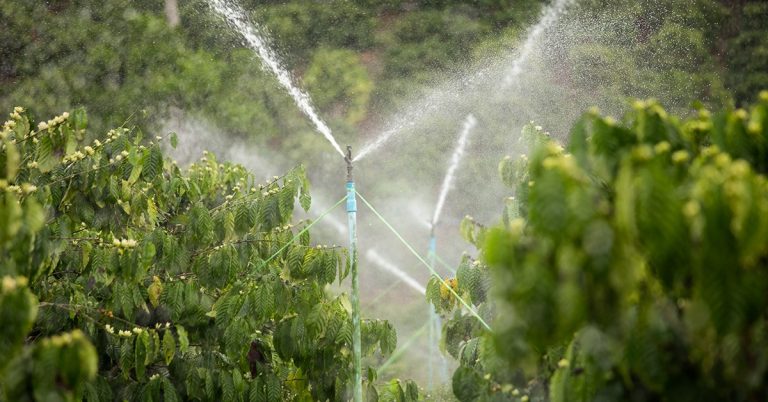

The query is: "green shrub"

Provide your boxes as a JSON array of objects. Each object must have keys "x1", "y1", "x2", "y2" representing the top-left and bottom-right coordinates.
[
  {"x1": 0, "y1": 108, "x2": 407, "y2": 401},
  {"x1": 432, "y1": 92, "x2": 768, "y2": 401}
]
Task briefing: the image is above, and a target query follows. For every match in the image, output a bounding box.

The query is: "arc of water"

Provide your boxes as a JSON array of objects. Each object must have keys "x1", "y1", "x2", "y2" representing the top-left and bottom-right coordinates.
[
  {"x1": 207, "y1": 0, "x2": 345, "y2": 158},
  {"x1": 353, "y1": 0, "x2": 572, "y2": 162},
  {"x1": 365, "y1": 249, "x2": 427, "y2": 295},
  {"x1": 431, "y1": 114, "x2": 477, "y2": 227},
  {"x1": 426, "y1": 113, "x2": 476, "y2": 388},
  {"x1": 503, "y1": 0, "x2": 573, "y2": 85},
  {"x1": 321, "y1": 210, "x2": 348, "y2": 237}
]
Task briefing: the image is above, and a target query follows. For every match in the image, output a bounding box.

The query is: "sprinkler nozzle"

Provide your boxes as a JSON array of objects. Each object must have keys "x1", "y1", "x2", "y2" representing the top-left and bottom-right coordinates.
[{"x1": 345, "y1": 145, "x2": 354, "y2": 182}]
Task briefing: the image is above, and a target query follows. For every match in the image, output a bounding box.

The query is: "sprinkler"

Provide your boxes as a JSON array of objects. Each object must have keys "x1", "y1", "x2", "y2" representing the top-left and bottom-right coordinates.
[
  {"x1": 345, "y1": 145, "x2": 354, "y2": 182},
  {"x1": 345, "y1": 146, "x2": 362, "y2": 402}
]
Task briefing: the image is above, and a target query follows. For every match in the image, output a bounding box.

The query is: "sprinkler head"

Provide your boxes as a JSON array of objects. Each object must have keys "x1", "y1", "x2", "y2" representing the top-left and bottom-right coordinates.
[{"x1": 345, "y1": 145, "x2": 354, "y2": 182}]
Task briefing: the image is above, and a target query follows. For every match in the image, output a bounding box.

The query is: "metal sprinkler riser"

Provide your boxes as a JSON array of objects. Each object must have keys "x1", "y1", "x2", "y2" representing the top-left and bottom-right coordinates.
[{"x1": 345, "y1": 145, "x2": 354, "y2": 183}]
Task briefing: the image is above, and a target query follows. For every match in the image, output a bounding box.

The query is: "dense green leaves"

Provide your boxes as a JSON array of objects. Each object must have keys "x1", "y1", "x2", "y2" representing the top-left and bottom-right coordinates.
[
  {"x1": 431, "y1": 92, "x2": 768, "y2": 401},
  {"x1": 447, "y1": 92, "x2": 768, "y2": 401},
  {"x1": 0, "y1": 109, "x2": 411, "y2": 401}
]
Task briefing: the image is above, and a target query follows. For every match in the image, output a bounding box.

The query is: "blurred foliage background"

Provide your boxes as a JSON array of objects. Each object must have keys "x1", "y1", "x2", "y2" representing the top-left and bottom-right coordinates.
[{"x1": 3, "y1": 0, "x2": 766, "y2": 148}]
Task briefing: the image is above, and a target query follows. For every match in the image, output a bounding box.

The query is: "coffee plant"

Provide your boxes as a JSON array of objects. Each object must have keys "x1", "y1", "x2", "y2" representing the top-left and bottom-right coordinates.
[
  {"x1": 0, "y1": 108, "x2": 414, "y2": 401},
  {"x1": 432, "y1": 91, "x2": 768, "y2": 401}
]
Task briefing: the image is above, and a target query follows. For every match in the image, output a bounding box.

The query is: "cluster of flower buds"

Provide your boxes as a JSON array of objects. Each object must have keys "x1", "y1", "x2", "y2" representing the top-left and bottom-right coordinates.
[
  {"x1": 1, "y1": 183, "x2": 37, "y2": 195},
  {"x1": 654, "y1": 141, "x2": 671, "y2": 154},
  {"x1": 154, "y1": 322, "x2": 172, "y2": 330},
  {"x1": 104, "y1": 128, "x2": 126, "y2": 145},
  {"x1": 1, "y1": 121, "x2": 14, "y2": 135},
  {"x1": 275, "y1": 224, "x2": 294, "y2": 233},
  {"x1": 105, "y1": 324, "x2": 115, "y2": 334},
  {"x1": 9, "y1": 106, "x2": 24, "y2": 120},
  {"x1": 37, "y1": 111, "x2": 69, "y2": 131},
  {"x1": 62, "y1": 140, "x2": 102, "y2": 166},
  {"x1": 62, "y1": 150, "x2": 87, "y2": 164},
  {"x1": 46, "y1": 329, "x2": 85, "y2": 347},
  {"x1": 1, "y1": 107, "x2": 24, "y2": 136},
  {"x1": 2, "y1": 275, "x2": 28, "y2": 292},
  {"x1": 111, "y1": 149, "x2": 129, "y2": 164},
  {"x1": 118, "y1": 330, "x2": 132, "y2": 337},
  {"x1": 112, "y1": 238, "x2": 138, "y2": 249},
  {"x1": 262, "y1": 187, "x2": 281, "y2": 197},
  {"x1": 671, "y1": 150, "x2": 690, "y2": 164}
]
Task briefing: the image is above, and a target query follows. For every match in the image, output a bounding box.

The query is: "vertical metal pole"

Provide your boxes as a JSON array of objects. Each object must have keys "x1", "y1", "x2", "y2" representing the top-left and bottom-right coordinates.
[
  {"x1": 427, "y1": 229, "x2": 437, "y2": 390},
  {"x1": 346, "y1": 146, "x2": 362, "y2": 402},
  {"x1": 428, "y1": 227, "x2": 449, "y2": 388}
]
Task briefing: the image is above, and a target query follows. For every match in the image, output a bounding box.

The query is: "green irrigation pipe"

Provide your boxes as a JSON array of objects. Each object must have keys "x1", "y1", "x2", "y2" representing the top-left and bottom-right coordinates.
[
  {"x1": 345, "y1": 174, "x2": 362, "y2": 402},
  {"x1": 257, "y1": 195, "x2": 346, "y2": 271},
  {"x1": 427, "y1": 235, "x2": 436, "y2": 389},
  {"x1": 356, "y1": 191, "x2": 492, "y2": 331},
  {"x1": 377, "y1": 322, "x2": 429, "y2": 375}
]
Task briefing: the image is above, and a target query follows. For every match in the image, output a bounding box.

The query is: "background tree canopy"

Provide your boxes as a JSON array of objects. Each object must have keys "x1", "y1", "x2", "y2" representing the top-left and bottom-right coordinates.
[{"x1": 3, "y1": 0, "x2": 765, "y2": 143}]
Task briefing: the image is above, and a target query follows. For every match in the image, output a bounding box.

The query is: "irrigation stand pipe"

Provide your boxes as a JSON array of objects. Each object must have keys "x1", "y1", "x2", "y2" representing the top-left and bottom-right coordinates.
[
  {"x1": 427, "y1": 230, "x2": 436, "y2": 390},
  {"x1": 427, "y1": 228, "x2": 449, "y2": 389},
  {"x1": 345, "y1": 146, "x2": 363, "y2": 402}
]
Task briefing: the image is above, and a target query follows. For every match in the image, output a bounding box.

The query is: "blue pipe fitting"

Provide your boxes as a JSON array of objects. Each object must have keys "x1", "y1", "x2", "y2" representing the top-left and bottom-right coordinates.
[{"x1": 346, "y1": 181, "x2": 357, "y2": 212}]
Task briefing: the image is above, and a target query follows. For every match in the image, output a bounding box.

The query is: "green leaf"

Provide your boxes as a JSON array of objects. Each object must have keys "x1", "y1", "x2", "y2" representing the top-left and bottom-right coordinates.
[
  {"x1": 176, "y1": 326, "x2": 189, "y2": 354},
  {"x1": 380, "y1": 321, "x2": 397, "y2": 356},
  {"x1": 299, "y1": 193, "x2": 311, "y2": 212},
  {"x1": 128, "y1": 154, "x2": 144, "y2": 184},
  {"x1": 73, "y1": 107, "x2": 88, "y2": 130},
  {"x1": 118, "y1": 341, "x2": 133, "y2": 380},
  {"x1": 135, "y1": 331, "x2": 150, "y2": 379},
  {"x1": 3, "y1": 138, "x2": 19, "y2": 180},
  {"x1": 170, "y1": 132, "x2": 178, "y2": 149},
  {"x1": 162, "y1": 330, "x2": 176, "y2": 365},
  {"x1": 142, "y1": 146, "x2": 163, "y2": 180},
  {"x1": 222, "y1": 370, "x2": 236, "y2": 402},
  {"x1": 249, "y1": 376, "x2": 266, "y2": 402},
  {"x1": 224, "y1": 211, "x2": 236, "y2": 241},
  {"x1": 365, "y1": 382, "x2": 379, "y2": 402},
  {"x1": 162, "y1": 378, "x2": 179, "y2": 402},
  {"x1": 265, "y1": 373, "x2": 280, "y2": 401},
  {"x1": 36, "y1": 135, "x2": 54, "y2": 173}
]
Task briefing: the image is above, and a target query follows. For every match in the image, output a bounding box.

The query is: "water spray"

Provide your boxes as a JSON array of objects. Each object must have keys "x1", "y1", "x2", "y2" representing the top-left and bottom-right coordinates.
[
  {"x1": 345, "y1": 146, "x2": 363, "y2": 402},
  {"x1": 426, "y1": 114, "x2": 477, "y2": 388},
  {"x1": 208, "y1": 0, "x2": 346, "y2": 158},
  {"x1": 502, "y1": 0, "x2": 574, "y2": 86},
  {"x1": 365, "y1": 249, "x2": 426, "y2": 295}
]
